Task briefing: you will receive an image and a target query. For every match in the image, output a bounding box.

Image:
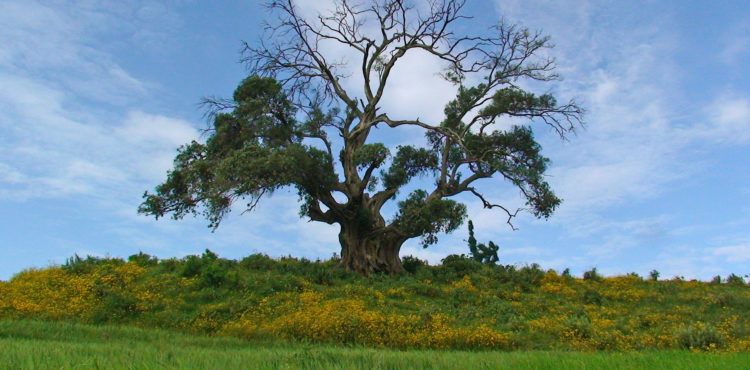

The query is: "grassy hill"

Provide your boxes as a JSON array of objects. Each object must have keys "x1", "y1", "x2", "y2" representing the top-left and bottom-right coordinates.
[{"x1": 1, "y1": 251, "x2": 749, "y2": 352}]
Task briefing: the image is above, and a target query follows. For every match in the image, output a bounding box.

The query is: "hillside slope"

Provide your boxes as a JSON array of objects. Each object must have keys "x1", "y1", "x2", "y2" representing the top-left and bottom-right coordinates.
[{"x1": 1, "y1": 251, "x2": 748, "y2": 351}]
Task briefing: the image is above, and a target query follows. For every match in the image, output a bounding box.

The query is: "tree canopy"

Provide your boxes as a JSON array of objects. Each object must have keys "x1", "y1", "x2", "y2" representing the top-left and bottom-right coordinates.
[{"x1": 140, "y1": 0, "x2": 583, "y2": 275}]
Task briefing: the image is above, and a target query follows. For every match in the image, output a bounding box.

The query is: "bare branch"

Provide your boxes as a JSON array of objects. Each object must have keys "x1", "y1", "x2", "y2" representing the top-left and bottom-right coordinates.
[{"x1": 468, "y1": 188, "x2": 522, "y2": 231}]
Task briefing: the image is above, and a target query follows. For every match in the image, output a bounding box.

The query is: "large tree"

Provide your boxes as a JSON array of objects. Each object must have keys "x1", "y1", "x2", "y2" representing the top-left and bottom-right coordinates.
[{"x1": 139, "y1": 0, "x2": 583, "y2": 275}]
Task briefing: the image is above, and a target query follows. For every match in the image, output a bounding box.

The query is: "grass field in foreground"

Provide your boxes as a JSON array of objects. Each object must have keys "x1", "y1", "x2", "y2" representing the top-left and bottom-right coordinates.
[{"x1": 2, "y1": 320, "x2": 750, "y2": 370}]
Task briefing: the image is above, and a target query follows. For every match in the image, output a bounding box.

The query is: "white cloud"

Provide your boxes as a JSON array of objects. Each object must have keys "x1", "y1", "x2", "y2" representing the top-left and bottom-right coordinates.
[
  {"x1": 698, "y1": 96, "x2": 750, "y2": 144},
  {"x1": 0, "y1": 1, "x2": 201, "y2": 203},
  {"x1": 0, "y1": 164, "x2": 26, "y2": 183},
  {"x1": 713, "y1": 244, "x2": 750, "y2": 263},
  {"x1": 0, "y1": 1, "x2": 154, "y2": 105}
]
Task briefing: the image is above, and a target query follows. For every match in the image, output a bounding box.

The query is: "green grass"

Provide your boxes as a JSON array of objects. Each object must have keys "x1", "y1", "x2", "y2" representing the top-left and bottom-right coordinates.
[{"x1": 2, "y1": 320, "x2": 749, "y2": 370}]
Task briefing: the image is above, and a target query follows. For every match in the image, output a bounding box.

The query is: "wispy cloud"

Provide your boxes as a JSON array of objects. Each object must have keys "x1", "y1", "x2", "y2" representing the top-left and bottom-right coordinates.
[
  {"x1": 0, "y1": 0, "x2": 200, "y2": 202},
  {"x1": 713, "y1": 243, "x2": 750, "y2": 263}
]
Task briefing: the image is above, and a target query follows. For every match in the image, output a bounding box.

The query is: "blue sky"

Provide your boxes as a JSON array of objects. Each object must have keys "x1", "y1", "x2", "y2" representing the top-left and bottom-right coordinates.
[{"x1": 1, "y1": 0, "x2": 749, "y2": 281}]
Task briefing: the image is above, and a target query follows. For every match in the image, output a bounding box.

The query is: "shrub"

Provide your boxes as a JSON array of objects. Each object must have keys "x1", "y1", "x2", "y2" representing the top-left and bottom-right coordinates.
[
  {"x1": 62, "y1": 254, "x2": 116, "y2": 275},
  {"x1": 649, "y1": 270, "x2": 660, "y2": 281},
  {"x1": 200, "y1": 263, "x2": 228, "y2": 287},
  {"x1": 709, "y1": 293, "x2": 735, "y2": 308},
  {"x1": 726, "y1": 274, "x2": 746, "y2": 286},
  {"x1": 308, "y1": 263, "x2": 336, "y2": 285},
  {"x1": 128, "y1": 252, "x2": 158, "y2": 267},
  {"x1": 582, "y1": 289, "x2": 603, "y2": 305},
  {"x1": 409, "y1": 282, "x2": 441, "y2": 298},
  {"x1": 466, "y1": 220, "x2": 499, "y2": 265},
  {"x1": 91, "y1": 291, "x2": 139, "y2": 323},
  {"x1": 437, "y1": 254, "x2": 483, "y2": 279},
  {"x1": 401, "y1": 255, "x2": 428, "y2": 274},
  {"x1": 180, "y1": 255, "x2": 203, "y2": 278},
  {"x1": 239, "y1": 253, "x2": 276, "y2": 271},
  {"x1": 626, "y1": 272, "x2": 642, "y2": 280},
  {"x1": 564, "y1": 315, "x2": 592, "y2": 339},
  {"x1": 514, "y1": 264, "x2": 545, "y2": 290},
  {"x1": 583, "y1": 267, "x2": 602, "y2": 281},
  {"x1": 677, "y1": 323, "x2": 724, "y2": 350}
]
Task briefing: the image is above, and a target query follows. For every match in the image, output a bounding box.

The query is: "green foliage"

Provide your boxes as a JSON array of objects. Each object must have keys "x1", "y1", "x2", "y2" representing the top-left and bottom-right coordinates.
[
  {"x1": 466, "y1": 220, "x2": 499, "y2": 264},
  {"x1": 178, "y1": 249, "x2": 233, "y2": 288},
  {"x1": 677, "y1": 324, "x2": 724, "y2": 350},
  {"x1": 479, "y1": 88, "x2": 558, "y2": 119},
  {"x1": 461, "y1": 126, "x2": 561, "y2": 218},
  {"x1": 626, "y1": 272, "x2": 642, "y2": 280},
  {"x1": 240, "y1": 253, "x2": 277, "y2": 271},
  {"x1": 649, "y1": 270, "x2": 660, "y2": 281},
  {"x1": 503, "y1": 264, "x2": 545, "y2": 291},
  {"x1": 139, "y1": 64, "x2": 573, "y2": 276},
  {"x1": 352, "y1": 143, "x2": 389, "y2": 171},
  {"x1": 726, "y1": 274, "x2": 746, "y2": 286},
  {"x1": 401, "y1": 255, "x2": 428, "y2": 274},
  {"x1": 62, "y1": 254, "x2": 121, "y2": 275},
  {"x1": 91, "y1": 290, "x2": 139, "y2": 324},
  {"x1": 139, "y1": 76, "x2": 337, "y2": 229},
  {"x1": 437, "y1": 254, "x2": 483, "y2": 279},
  {"x1": 381, "y1": 146, "x2": 438, "y2": 190},
  {"x1": 392, "y1": 190, "x2": 467, "y2": 246},
  {"x1": 4, "y1": 251, "x2": 750, "y2": 352},
  {"x1": 582, "y1": 290, "x2": 603, "y2": 306},
  {"x1": 128, "y1": 252, "x2": 158, "y2": 267},
  {"x1": 583, "y1": 268, "x2": 602, "y2": 281}
]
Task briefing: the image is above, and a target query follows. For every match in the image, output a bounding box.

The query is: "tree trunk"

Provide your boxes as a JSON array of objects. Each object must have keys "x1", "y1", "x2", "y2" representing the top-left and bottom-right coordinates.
[{"x1": 339, "y1": 223, "x2": 405, "y2": 275}]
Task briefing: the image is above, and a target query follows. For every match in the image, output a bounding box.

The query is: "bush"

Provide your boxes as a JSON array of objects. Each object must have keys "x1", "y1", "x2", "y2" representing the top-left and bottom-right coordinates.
[
  {"x1": 91, "y1": 291, "x2": 139, "y2": 323},
  {"x1": 513, "y1": 264, "x2": 545, "y2": 290},
  {"x1": 307, "y1": 263, "x2": 336, "y2": 285},
  {"x1": 128, "y1": 252, "x2": 158, "y2": 267},
  {"x1": 565, "y1": 315, "x2": 592, "y2": 339},
  {"x1": 649, "y1": 270, "x2": 660, "y2": 281},
  {"x1": 677, "y1": 323, "x2": 724, "y2": 350},
  {"x1": 582, "y1": 289, "x2": 603, "y2": 305},
  {"x1": 180, "y1": 255, "x2": 203, "y2": 278},
  {"x1": 176, "y1": 249, "x2": 233, "y2": 287},
  {"x1": 62, "y1": 254, "x2": 117, "y2": 275},
  {"x1": 726, "y1": 274, "x2": 746, "y2": 286},
  {"x1": 583, "y1": 267, "x2": 601, "y2": 281},
  {"x1": 401, "y1": 255, "x2": 428, "y2": 274},
  {"x1": 200, "y1": 263, "x2": 228, "y2": 287},
  {"x1": 626, "y1": 272, "x2": 642, "y2": 280},
  {"x1": 239, "y1": 253, "x2": 276, "y2": 271},
  {"x1": 436, "y1": 254, "x2": 483, "y2": 279}
]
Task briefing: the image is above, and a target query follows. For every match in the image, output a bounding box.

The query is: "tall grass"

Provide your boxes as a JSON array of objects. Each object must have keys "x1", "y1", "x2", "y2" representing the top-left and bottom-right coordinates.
[{"x1": 2, "y1": 320, "x2": 750, "y2": 370}]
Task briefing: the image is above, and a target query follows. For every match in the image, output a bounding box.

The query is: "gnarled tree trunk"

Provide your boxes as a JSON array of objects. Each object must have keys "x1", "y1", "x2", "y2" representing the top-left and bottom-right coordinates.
[{"x1": 338, "y1": 222, "x2": 405, "y2": 275}]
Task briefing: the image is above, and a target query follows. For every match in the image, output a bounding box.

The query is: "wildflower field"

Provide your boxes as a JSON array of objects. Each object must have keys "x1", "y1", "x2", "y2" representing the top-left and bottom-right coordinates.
[{"x1": 1, "y1": 251, "x2": 749, "y2": 356}]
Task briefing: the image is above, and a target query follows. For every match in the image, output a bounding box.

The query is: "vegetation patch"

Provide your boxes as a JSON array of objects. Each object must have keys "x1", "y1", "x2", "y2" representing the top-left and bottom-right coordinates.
[{"x1": 1, "y1": 252, "x2": 749, "y2": 351}]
